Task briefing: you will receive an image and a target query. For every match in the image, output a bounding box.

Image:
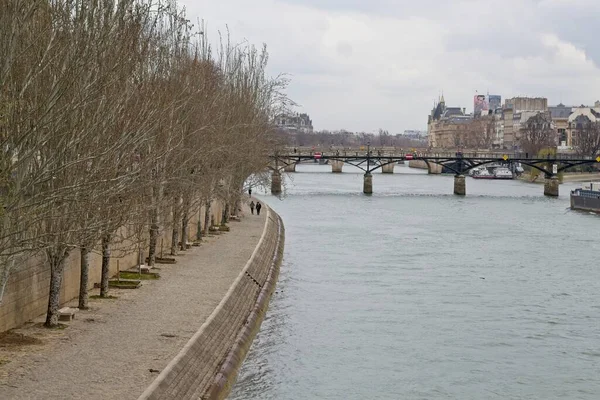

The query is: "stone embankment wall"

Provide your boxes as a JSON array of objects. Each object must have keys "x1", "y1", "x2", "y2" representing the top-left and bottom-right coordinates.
[
  {"x1": 139, "y1": 207, "x2": 285, "y2": 400},
  {"x1": 408, "y1": 160, "x2": 443, "y2": 173},
  {"x1": 408, "y1": 159, "x2": 428, "y2": 170},
  {"x1": 0, "y1": 202, "x2": 224, "y2": 333}
]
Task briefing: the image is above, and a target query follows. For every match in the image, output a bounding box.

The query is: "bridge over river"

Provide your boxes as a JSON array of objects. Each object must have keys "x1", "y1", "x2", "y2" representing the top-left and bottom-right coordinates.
[{"x1": 269, "y1": 147, "x2": 600, "y2": 196}]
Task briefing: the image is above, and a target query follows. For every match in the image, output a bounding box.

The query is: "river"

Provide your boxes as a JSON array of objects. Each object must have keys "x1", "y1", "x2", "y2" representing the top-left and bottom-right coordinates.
[{"x1": 230, "y1": 163, "x2": 600, "y2": 400}]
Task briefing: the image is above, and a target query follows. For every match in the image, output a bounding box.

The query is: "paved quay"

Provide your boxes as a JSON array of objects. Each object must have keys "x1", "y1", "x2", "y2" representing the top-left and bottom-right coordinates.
[{"x1": 0, "y1": 204, "x2": 266, "y2": 400}]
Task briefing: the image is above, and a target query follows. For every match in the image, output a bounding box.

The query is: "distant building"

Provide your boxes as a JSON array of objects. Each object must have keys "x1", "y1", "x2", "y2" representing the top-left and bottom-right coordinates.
[
  {"x1": 427, "y1": 95, "x2": 471, "y2": 148},
  {"x1": 504, "y1": 97, "x2": 548, "y2": 113},
  {"x1": 567, "y1": 103, "x2": 600, "y2": 148},
  {"x1": 548, "y1": 103, "x2": 572, "y2": 147},
  {"x1": 275, "y1": 112, "x2": 313, "y2": 133},
  {"x1": 502, "y1": 97, "x2": 548, "y2": 149}
]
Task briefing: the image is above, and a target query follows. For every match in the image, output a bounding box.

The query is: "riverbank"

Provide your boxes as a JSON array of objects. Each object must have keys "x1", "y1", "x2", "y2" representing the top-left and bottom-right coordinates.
[
  {"x1": 0, "y1": 203, "x2": 283, "y2": 400},
  {"x1": 517, "y1": 172, "x2": 600, "y2": 184}
]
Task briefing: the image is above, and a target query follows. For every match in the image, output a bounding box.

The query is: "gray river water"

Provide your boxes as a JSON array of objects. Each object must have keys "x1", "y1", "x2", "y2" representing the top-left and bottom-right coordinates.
[{"x1": 230, "y1": 164, "x2": 600, "y2": 400}]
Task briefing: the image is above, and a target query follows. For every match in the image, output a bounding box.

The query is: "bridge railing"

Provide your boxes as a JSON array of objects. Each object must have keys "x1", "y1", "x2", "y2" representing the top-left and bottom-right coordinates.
[{"x1": 279, "y1": 149, "x2": 598, "y2": 162}]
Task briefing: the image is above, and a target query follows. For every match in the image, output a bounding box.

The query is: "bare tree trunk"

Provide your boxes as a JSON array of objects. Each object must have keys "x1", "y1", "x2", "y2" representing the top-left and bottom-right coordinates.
[
  {"x1": 180, "y1": 211, "x2": 188, "y2": 251},
  {"x1": 45, "y1": 251, "x2": 68, "y2": 328},
  {"x1": 234, "y1": 197, "x2": 241, "y2": 217},
  {"x1": 203, "y1": 201, "x2": 211, "y2": 235},
  {"x1": 221, "y1": 203, "x2": 230, "y2": 225},
  {"x1": 171, "y1": 204, "x2": 180, "y2": 256},
  {"x1": 196, "y1": 208, "x2": 202, "y2": 241},
  {"x1": 78, "y1": 246, "x2": 90, "y2": 309},
  {"x1": 148, "y1": 184, "x2": 163, "y2": 267},
  {"x1": 100, "y1": 234, "x2": 111, "y2": 297},
  {"x1": 0, "y1": 257, "x2": 15, "y2": 305},
  {"x1": 148, "y1": 213, "x2": 158, "y2": 267}
]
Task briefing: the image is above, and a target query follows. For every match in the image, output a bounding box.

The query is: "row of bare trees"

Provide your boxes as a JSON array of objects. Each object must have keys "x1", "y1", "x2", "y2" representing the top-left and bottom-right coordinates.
[
  {"x1": 287, "y1": 129, "x2": 428, "y2": 149},
  {"x1": 1, "y1": 0, "x2": 285, "y2": 327},
  {"x1": 451, "y1": 117, "x2": 496, "y2": 149},
  {"x1": 519, "y1": 113, "x2": 600, "y2": 157}
]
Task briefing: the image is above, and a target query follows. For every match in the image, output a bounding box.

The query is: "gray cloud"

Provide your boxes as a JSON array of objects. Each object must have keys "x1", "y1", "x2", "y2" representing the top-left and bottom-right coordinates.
[{"x1": 180, "y1": 0, "x2": 600, "y2": 132}]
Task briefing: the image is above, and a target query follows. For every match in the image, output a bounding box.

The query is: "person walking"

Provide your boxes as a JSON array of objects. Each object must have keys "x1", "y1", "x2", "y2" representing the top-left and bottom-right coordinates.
[
  {"x1": 249, "y1": 201, "x2": 255, "y2": 215},
  {"x1": 256, "y1": 201, "x2": 262, "y2": 216},
  {"x1": 248, "y1": 187, "x2": 252, "y2": 197}
]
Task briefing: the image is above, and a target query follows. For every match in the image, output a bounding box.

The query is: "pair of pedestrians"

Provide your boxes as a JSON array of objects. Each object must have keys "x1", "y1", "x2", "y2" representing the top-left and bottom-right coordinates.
[{"x1": 249, "y1": 201, "x2": 262, "y2": 215}]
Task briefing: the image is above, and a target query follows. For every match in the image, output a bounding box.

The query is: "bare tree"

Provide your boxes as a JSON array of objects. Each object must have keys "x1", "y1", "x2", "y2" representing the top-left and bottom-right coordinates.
[
  {"x1": 464, "y1": 117, "x2": 495, "y2": 149},
  {"x1": 378, "y1": 129, "x2": 390, "y2": 147},
  {"x1": 573, "y1": 117, "x2": 600, "y2": 157},
  {"x1": 519, "y1": 113, "x2": 556, "y2": 156}
]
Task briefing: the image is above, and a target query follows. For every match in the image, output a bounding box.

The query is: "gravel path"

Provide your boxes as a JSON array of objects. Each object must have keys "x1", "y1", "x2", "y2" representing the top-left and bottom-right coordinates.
[{"x1": 0, "y1": 204, "x2": 266, "y2": 400}]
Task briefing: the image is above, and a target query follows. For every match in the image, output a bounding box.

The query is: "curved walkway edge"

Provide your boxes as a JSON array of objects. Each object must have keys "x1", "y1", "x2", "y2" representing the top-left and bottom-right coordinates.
[{"x1": 139, "y1": 206, "x2": 285, "y2": 400}]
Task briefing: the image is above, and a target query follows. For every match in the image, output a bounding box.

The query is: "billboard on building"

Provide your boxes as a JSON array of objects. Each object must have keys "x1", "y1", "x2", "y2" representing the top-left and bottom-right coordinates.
[
  {"x1": 474, "y1": 94, "x2": 502, "y2": 116},
  {"x1": 488, "y1": 95, "x2": 501, "y2": 111},
  {"x1": 474, "y1": 95, "x2": 488, "y2": 115}
]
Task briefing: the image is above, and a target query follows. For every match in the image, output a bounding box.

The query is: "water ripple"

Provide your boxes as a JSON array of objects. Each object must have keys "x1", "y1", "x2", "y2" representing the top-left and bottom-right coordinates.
[{"x1": 231, "y1": 168, "x2": 600, "y2": 400}]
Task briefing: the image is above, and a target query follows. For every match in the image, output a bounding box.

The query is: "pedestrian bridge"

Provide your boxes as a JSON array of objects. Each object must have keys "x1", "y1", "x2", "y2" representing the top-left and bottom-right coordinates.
[{"x1": 269, "y1": 149, "x2": 600, "y2": 196}]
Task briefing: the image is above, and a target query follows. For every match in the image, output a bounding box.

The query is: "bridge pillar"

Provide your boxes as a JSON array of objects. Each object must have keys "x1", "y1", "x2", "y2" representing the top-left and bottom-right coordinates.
[
  {"x1": 363, "y1": 173, "x2": 373, "y2": 194},
  {"x1": 331, "y1": 160, "x2": 344, "y2": 173},
  {"x1": 544, "y1": 176, "x2": 559, "y2": 197},
  {"x1": 428, "y1": 163, "x2": 443, "y2": 174},
  {"x1": 454, "y1": 174, "x2": 466, "y2": 195},
  {"x1": 381, "y1": 160, "x2": 395, "y2": 174},
  {"x1": 271, "y1": 170, "x2": 282, "y2": 195},
  {"x1": 283, "y1": 162, "x2": 296, "y2": 173}
]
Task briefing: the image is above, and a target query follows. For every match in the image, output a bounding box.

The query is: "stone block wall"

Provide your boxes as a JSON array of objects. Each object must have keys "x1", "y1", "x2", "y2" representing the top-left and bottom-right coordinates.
[
  {"x1": 0, "y1": 201, "x2": 224, "y2": 333},
  {"x1": 408, "y1": 159, "x2": 428, "y2": 170}
]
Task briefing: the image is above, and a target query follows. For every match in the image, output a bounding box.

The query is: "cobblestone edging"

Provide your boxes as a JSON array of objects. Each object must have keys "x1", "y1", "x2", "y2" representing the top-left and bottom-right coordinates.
[{"x1": 138, "y1": 206, "x2": 285, "y2": 400}]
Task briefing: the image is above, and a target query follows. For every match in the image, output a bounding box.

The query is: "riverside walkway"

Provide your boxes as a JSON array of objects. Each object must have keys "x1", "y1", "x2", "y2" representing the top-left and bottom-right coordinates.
[{"x1": 0, "y1": 204, "x2": 266, "y2": 400}]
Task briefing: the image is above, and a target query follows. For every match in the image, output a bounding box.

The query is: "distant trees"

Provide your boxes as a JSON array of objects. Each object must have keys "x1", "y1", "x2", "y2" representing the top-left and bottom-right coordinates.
[
  {"x1": 464, "y1": 117, "x2": 495, "y2": 149},
  {"x1": 448, "y1": 117, "x2": 495, "y2": 150},
  {"x1": 378, "y1": 129, "x2": 391, "y2": 146},
  {"x1": 1, "y1": 0, "x2": 285, "y2": 326},
  {"x1": 572, "y1": 118, "x2": 600, "y2": 157},
  {"x1": 286, "y1": 129, "x2": 427, "y2": 149},
  {"x1": 519, "y1": 113, "x2": 556, "y2": 156}
]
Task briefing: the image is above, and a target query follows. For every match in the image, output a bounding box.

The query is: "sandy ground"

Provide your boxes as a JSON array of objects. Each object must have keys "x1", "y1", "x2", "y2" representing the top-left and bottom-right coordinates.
[{"x1": 0, "y1": 204, "x2": 266, "y2": 400}]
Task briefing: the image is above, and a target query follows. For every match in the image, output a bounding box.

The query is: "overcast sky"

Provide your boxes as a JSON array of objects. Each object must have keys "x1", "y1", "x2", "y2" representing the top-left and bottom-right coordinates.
[{"x1": 180, "y1": 0, "x2": 600, "y2": 133}]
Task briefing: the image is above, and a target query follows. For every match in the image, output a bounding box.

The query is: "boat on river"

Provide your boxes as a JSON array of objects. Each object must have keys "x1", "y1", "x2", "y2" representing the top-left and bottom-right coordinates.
[
  {"x1": 571, "y1": 182, "x2": 600, "y2": 212},
  {"x1": 471, "y1": 168, "x2": 494, "y2": 179},
  {"x1": 471, "y1": 166, "x2": 513, "y2": 180},
  {"x1": 493, "y1": 167, "x2": 513, "y2": 179}
]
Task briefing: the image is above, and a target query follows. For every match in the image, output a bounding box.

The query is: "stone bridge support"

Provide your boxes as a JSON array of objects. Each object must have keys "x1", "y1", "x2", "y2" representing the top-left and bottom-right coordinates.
[
  {"x1": 283, "y1": 161, "x2": 296, "y2": 173},
  {"x1": 408, "y1": 159, "x2": 428, "y2": 170},
  {"x1": 454, "y1": 174, "x2": 466, "y2": 195},
  {"x1": 363, "y1": 173, "x2": 373, "y2": 194},
  {"x1": 331, "y1": 160, "x2": 344, "y2": 173},
  {"x1": 428, "y1": 163, "x2": 443, "y2": 174},
  {"x1": 544, "y1": 176, "x2": 559, "y2": 197},
  {"x1": 271, "y1": 170, "x2": 282, "y2": 195},
  {"x1": 381, "y1": 160, "x2": 395, "y2": 174}
]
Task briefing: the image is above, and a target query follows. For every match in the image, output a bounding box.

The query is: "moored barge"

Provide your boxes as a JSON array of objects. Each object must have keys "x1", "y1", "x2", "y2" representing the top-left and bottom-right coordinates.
[{"x1": 570, "y1": 182, "x2": 600, "y2": 212}]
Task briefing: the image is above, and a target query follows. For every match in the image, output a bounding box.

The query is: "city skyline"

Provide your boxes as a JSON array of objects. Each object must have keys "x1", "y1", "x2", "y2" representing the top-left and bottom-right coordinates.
[{"x1": 180, "y1": 0, "x2": 600, "y2": 132}]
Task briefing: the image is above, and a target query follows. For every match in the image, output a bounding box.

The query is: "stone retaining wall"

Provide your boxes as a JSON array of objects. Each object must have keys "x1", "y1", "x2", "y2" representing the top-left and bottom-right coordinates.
[
  {"x1": 139, "y1": 206, "x2": 285, "y2": 400},
  {"x1": 0, "y1": 202, "x2": 224, "y2": 333},
  {"x1": 408, "y1": 159, "x2": 428, "y2": 170}
]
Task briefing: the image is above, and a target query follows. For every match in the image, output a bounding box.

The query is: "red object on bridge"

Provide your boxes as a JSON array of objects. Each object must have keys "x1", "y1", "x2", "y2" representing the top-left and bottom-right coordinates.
[
  {"x1": 314, "y1": 152, "x2": 322, "y2": 159},
  {"x1": 405, "y1": 154, "x2": 414, "y2": 160}
]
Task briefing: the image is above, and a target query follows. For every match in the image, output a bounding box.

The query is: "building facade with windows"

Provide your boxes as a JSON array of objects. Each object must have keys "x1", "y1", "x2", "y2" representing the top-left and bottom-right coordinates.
[
  {"x1": 275, "y1": 112, "x2": 313, "y2": 133},
  {"x1": 427, "y1": 96, "x2": 470, "y2": 148}
]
